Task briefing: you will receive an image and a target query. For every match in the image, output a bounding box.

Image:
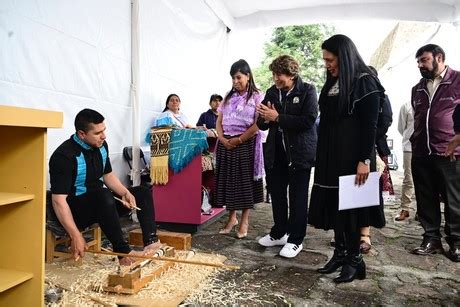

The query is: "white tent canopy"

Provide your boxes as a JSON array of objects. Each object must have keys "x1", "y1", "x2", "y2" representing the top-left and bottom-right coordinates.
[
  {"x1": 210, "y1": 0, "x2": 460, "y2": 29},
  {"x1": 1, "y1": 0, "x2": 459, "y2": 185}
]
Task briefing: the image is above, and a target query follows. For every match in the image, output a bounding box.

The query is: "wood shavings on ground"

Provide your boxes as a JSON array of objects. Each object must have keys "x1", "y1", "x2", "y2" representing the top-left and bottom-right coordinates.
[
  {"x1": 183, "y1": 273, "x2": 274, "y2": 306},
  {"x1": 45, "y1": 251, "x2": 231, "y2": 306}
]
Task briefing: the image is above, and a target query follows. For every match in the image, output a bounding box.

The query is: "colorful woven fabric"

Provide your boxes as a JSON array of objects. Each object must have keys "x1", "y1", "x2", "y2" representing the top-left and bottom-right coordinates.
[
  {"x1": 150, "y1": 126, "x2": 172, "y2": 184},
  {"x1": 169, "y1": 129, "x2": 208, "y2": 173}
]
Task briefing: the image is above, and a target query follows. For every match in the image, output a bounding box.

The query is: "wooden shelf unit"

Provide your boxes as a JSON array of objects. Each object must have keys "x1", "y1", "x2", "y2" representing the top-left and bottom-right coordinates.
[
  {"x1": 0, "y1": 269, "x2": 34, "y2": 293},
  {"x1": 0, "y1": 105, "x2": 62, "y2": 306},
  {"x1": 0, "y1": 192, "x2": 34, "y2": 207}
]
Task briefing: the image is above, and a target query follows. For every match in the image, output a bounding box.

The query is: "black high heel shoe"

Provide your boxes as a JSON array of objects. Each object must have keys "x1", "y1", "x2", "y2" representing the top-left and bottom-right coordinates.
[{"x1": 333, "y1": 254, "x2": 366, "y2": 283}]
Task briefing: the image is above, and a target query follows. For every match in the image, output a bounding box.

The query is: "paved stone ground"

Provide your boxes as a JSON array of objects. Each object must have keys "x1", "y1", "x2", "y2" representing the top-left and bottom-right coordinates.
[{"x1": 188, "y1": 170, "x2": 460, "y2": 305}]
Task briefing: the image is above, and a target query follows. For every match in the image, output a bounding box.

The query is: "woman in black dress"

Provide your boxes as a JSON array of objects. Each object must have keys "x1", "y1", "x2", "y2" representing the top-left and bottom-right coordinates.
[{"x1": 309, "y1": 34, "x2": 386, "y2": 283}]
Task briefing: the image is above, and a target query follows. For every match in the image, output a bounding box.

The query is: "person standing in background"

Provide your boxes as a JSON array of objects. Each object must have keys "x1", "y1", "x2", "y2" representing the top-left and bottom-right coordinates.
[
  {"x1": 410, "y1": 44, "x2": 460, "y2": 262},
  {"x1": 215, "y1": 59, "x2": 265, "y2": 239},
  {"x1": 256, "y1": 55, "x2": 318, "y2": 258},
  {"x1": 359, "y1": 66, "x2": 394, "y2": 254},
  {"x1": 395, "y1": 101, "x2": 415, "y2": 221},
  {"x1": 309, "y1": 35, "x2": 386, "y2": 283},
  {"x1": 196, "y1": 94, "x2": 222, "y2": 129},
  {"x1": 445, "y1": 105, "x2": 460, "y2": 160}
]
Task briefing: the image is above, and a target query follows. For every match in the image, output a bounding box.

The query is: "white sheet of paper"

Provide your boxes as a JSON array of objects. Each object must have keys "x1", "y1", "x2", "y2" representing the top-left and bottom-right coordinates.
[{"x1": 338, "y1": 171, "x2": 380, "y2": 211}]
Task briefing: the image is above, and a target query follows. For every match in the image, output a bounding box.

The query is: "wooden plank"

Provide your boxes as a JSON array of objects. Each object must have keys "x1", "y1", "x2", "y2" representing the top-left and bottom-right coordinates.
[
  {"x1": 0, "y1": 192, "x2": 34, "y2": 206},
  {"x1": 104, "y1": 261, "x2": 175, "y2": 294},
  {"x1": 129, "y1": 229, "x2": 191, "y2": 250},
  {"x1": 0, "y1": 105, "x2": 62, "y2": 128},
  {"x1": 0, "y1": 269, "x2": 33, "y2": 292}
]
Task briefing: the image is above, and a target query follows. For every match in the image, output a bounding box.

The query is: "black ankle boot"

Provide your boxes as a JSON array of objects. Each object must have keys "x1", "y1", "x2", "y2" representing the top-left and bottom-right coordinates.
[
  {"x1": 333, "y1": 254, "x2": 366, "y2": 283},
  {"x1": 317, "y1": 249, "x2": 346, "y2": 274}
]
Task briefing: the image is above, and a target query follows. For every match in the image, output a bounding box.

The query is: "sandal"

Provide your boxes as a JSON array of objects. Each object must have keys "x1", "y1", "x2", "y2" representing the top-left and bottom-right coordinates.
[
  {"x1": 360, "y1": 234, "x2": 372, "y2": 254},
  {"x1": 219, "y1": 219, "x2": 238, "y2": 234}
]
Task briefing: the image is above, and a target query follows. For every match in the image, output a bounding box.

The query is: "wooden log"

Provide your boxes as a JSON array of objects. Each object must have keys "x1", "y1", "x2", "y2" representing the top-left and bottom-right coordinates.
[
  {"x1": 129, "y1": 229, "x2": 191, "y2": 250},
  {"x1": 86, "y1": 250, "x2": 239, "y2": 270}
]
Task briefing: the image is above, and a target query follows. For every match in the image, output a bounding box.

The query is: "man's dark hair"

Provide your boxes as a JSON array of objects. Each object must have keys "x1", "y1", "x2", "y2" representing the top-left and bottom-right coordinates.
[
  {"x1": 415, "y1": 44, "x2": 445, "y2": 61},
  {"x1": 74, "y1": 108, "x2": 104, "y2": 132},
  {"x1": 209, "y1": 94, "x2": 223, "y2": 104}
]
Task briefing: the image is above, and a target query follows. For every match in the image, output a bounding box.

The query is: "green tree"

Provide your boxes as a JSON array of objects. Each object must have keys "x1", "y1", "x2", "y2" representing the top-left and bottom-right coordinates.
[{"x1": 254, "y1": 24, "x2": 334, "y2": 92}]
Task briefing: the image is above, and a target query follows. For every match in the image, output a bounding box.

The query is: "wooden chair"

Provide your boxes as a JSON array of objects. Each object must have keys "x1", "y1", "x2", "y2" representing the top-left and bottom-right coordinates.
[{"x1": 45, "y1": 224, "x2": 101, "y2": 263}]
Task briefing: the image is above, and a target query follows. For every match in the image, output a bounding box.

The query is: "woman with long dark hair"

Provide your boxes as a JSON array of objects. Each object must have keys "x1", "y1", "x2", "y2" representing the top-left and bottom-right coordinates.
[
  {"x1": 155, "y1": 94, "x2": 192, "y2": 128},
  {"x1": 309, "y1": 34, "x2": 386, "y2": 283},
  {"x1": 215, "y1": 59, "x2": 265, "y2": 238}
]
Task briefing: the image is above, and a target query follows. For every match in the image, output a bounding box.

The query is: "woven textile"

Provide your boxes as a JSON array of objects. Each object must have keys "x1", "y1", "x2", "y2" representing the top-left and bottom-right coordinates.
[
  {"x1": 150, "y1": 126, "x2": 172, "y2": 184},
  {"x1": 169, "y1": 129, "x2": 208, "y2": 173}
]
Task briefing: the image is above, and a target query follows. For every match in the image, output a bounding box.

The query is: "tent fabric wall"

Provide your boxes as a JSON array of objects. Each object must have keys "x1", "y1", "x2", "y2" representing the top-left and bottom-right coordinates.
[
  {"x1": 2, "y1": 0, "x2": 460, "y2": 184},
  {"x1": 0, "y1": 0, "x2": 230, "y2": 185},
  {"x1": 138, "y1": 0, "x2": 229, "y2": 145},
  {"x1": 219, "y1": 0, "x2": 460, "y2": 29},
  {"x1": 0, "y1": 0, "x2": 132, "y2": 181}
]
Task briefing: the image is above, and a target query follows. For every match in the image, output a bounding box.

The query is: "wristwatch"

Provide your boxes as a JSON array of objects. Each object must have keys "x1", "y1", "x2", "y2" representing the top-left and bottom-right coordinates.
[{"x1": 363, "y1": 159, "x2": 371, "y2": 166}]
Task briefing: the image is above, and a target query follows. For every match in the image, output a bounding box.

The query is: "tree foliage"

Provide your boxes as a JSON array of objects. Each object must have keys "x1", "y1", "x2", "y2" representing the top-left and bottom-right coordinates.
[{"x1": 254, "y1": 24, "x2": 334, "y2": 92}]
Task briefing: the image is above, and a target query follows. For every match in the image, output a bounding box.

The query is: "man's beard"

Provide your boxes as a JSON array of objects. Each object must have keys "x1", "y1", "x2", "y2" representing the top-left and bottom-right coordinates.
[{"x1": 419, "y1": 58, "x2": 438, "y2": 79}]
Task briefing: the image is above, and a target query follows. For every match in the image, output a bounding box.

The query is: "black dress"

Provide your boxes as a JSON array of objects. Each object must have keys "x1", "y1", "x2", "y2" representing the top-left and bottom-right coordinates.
[{"x1": 309, "y1": 74, "x2": 386, "y2": 232}]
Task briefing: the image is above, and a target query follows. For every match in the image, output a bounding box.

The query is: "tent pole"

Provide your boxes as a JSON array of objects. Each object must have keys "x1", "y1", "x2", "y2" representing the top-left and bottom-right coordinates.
[{"x1": 130, "y1": 0, "x2": 141, "y2": 186}]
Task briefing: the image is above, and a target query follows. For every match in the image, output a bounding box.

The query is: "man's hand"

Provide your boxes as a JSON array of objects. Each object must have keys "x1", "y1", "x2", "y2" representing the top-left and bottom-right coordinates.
[
  {"x1": 355, "y1": 161, "x2": 370, "y2": 186},
  {"x1": 257, "y1": 102, "x2": 279, "y2": 122},
  {"x1": 121, "y1": 191, "x2": 137, "y2": 210},
  {"x1": 70, "y1": 232, "x2": 88, "y2": 260},
  {"x1": 445, "y1": 134, "x2": 460, "y2": 161}
]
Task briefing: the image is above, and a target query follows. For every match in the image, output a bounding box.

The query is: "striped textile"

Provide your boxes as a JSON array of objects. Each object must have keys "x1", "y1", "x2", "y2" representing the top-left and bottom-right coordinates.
[
  {"x1": 150, "y1": 126, "x2": 172, "y2": 184},
  {"x1": 215, "y1": 135, "x2": 264, "y2": 210}
]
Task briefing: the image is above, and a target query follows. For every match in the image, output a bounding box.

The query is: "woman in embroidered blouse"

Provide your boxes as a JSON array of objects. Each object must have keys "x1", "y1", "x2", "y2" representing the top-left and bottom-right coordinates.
[
  {"x1": 308, "y1": 35, "x2": 386, "y2": 283},
  {"x1": 215, "y1": 59, "x2": 264, "y2": 238},
  {"x1": 155, "y1": 94, "x2": 192, "y2": 128}
]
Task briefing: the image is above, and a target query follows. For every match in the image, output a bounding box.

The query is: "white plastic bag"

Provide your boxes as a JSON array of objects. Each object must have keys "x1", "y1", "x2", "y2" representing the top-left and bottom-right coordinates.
[{"x1": 201, "y1": 187, "x2": 213, "y2": 215}]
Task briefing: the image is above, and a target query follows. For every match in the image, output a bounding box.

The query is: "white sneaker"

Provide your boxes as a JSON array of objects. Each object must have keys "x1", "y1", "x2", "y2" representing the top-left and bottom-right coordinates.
[
  {"x1": 279, "y1": 243, "x2": 303, "y2": 258},
  {"x1": 258, "y1": 234, "x2": 289, "y2": 247}
]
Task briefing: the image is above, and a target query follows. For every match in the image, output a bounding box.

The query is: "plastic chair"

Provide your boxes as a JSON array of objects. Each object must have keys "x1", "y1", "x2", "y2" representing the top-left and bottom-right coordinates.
[{"x1": 122, "y1": 146, "x2": 152, "y2": 187}]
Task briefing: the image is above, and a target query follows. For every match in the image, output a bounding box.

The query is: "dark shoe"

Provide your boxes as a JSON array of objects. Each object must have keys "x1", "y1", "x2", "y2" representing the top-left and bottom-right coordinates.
[
  {"x1": 317, "y1": 249, "x2": 346, "y2": 274},
  {"x1": 446, "y1": 245, "x2": 460, "y2": 262},
  {"x1": 333, "y1": 255, "x2": 366, "y2": 283},
  {"x1": 395, "y1": 210, "x2": 409, "y2": 221},
  {"x1": 411, "y1": 238, "x2": 444, "y2": 255}
]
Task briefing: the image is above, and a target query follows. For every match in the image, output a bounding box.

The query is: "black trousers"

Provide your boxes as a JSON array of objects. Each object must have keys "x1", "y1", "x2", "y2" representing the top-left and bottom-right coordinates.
[
  {"x1": 263, "y1": 142, "x2": 272, "y2": 195},
  {"x1": 412, "y1": 155, "x2": 460, "y2": 246},
  {"x1": 267, "y1": 143, "x2": 311, "y2": 245},
  {"x1": 67, "y1": 186, "x2": 157, "y2": 253}
]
